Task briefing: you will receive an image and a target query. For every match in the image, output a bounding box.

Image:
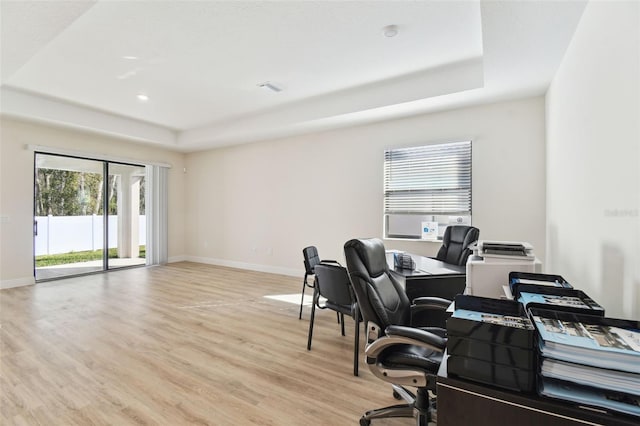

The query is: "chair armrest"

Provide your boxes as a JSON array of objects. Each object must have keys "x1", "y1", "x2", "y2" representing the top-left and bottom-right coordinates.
[
  {"x1": 364, "y1": 325, "x2": 446, "y2": 388},
  {"x1": 365, "y1": 325, "x2": 445, "y2": 359},
  {"x1": 410, "y1": 297, "x2": 452, "y2": 328},
  {"x1": 385, "y1": 325, "x2": 446, "y2": 350},
  {"x1": 411, "y1": 297, "x2": 452, "y2": 316},
  {"x1": 412, "y1": 297, "x2": 452, "y2": 308},
  {"x1": 418, "y1": 326, "x2": 447, "y2": 339},
  {"x1": 320, "y1": 259, "x2": 341, "y2": 266}
]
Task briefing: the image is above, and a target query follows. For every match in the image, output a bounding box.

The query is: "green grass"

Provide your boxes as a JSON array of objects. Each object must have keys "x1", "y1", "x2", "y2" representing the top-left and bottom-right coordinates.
[{"x1": 36, "y1": 246, "x2": 146, "y2": 267}]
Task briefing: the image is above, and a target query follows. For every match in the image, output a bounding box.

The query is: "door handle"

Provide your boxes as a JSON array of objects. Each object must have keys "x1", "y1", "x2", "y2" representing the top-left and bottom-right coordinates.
[{"x1": 34, "y1": 220, "x2": 38, "y2": 236}]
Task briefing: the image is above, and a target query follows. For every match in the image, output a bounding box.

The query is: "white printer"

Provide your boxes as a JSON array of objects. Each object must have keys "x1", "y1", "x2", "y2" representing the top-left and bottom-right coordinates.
[{"x1": 465, "y1": 241, "x2": 541, "y2": 299}]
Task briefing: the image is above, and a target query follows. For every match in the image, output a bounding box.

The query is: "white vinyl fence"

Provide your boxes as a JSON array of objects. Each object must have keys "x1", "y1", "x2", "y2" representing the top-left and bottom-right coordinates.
[{"x1": 35, "y1": 215, "x2": 146, "y2": 256}]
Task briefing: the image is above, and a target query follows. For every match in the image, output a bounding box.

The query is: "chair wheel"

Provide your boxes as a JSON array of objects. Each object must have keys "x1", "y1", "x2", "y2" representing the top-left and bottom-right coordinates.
[
  {"x1": 393, "y1": 390, "x2": 402, "y2": 400},
  {"x1": 359, "y1": 417, "x2": 370, "y2": 426}
]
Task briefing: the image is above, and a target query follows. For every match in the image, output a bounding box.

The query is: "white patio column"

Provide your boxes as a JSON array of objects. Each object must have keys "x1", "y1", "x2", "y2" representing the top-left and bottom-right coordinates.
[
  {"x1": 129, "y1": 176, "x2": 141, "y2": 258},
  {"x1": 116, "y1": 168, "x2": 142, "y2": 260},
  {"x1": 116, "y1": 171, "x2": 131, "y2": 258}
]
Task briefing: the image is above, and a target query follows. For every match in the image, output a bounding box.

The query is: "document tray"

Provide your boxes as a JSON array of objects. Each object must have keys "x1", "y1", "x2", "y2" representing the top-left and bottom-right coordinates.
[
  {"x1": 516, "y1": 285, "x2": 605, "y2": 316},
  {"x1": 447, "y1": 336, "x2": 535, "y2": 370},
  {"x1": 448, "y1": 295, "x2": 536, "y2": 349},
  {"x1": 509, "y1": 272, "x2": 572, "y2": 295},
  {"x1": 447, "y1": 295, "x2": 537, "y2": 392},
  {"x1": 448, "y1": 355, "x2": 536, "y2": 393}
]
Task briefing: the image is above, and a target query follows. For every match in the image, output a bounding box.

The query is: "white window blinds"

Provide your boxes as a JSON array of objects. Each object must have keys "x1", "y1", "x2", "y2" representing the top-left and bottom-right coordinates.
[
  {"x1": 145, "y1": 165, "x2": 169, "y2": 265},
  {"x1": 384, "y1": 141, "x2": 472, "y2": 216}
]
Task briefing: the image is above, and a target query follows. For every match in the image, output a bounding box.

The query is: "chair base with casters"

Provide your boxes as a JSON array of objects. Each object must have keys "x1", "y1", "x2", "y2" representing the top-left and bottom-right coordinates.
[
  {"x1": 360, "y1": 386, "x2": 433, "y2": 426},
  {"x1": 357, "y1": 323, "x2": 444, "y2": 425}
]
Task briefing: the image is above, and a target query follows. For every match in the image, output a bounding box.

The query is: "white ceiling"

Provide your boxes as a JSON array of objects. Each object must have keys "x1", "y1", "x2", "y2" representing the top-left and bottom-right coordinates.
[{"x1": 0, "y1": 1, "x2": 587, "y2": 152}]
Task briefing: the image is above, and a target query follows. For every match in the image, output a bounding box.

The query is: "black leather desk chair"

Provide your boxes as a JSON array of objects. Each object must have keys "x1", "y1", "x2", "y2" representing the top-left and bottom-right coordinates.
[
  {"x1": 344, "y1": 238, "x2": 451, "y2": 425},
  {"x1": 435, "y1": 225, "x2": 479, "y2": 266}
]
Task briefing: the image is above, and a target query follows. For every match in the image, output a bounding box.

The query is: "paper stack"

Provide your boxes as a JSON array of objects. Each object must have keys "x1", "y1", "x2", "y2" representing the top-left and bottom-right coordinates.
[{"x1": 531, "y1": 308, "x2": 640, "y2": 418}]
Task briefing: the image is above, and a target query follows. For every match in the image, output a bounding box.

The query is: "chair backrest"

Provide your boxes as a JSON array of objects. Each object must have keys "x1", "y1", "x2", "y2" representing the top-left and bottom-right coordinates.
[
  {"x1": 435, "y1": 225, "x2": 479, "y2": 266},
  {"x1": 343, "y1": 238, "x2": 411, "y2": 330},
  {"x1": 302, "y1": 246, "x2": 321, "y2": 274},
  {"x1": 314, "y1": 263, "x2": 354, "y2": 307}
]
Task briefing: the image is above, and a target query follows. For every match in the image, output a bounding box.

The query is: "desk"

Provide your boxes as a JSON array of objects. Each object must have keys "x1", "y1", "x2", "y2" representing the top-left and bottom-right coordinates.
[
  {"x1": 386, "y1": 252, "x2": 465, "y2": 327},
  {"x1": 436, "y1": 356, "x2": 637, "y2": 426},
  {"x1": 385, "y1": 252, "x2": 466, "y2": 301}
]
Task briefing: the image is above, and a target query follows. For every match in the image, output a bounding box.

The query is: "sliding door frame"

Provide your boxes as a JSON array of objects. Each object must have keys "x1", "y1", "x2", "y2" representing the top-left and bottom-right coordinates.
[{"x1": 33, "y1": 151, "x2": 148, "y2": 281}]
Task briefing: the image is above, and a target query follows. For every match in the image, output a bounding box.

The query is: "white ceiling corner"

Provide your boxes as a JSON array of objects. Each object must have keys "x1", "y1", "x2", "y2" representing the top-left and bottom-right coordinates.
[
  {"x1": 0, "y1": 0, "x2": 587, "y2": 152},
  {"x1": 0, "y1": 0, "x2": 97, "y2": 83}
]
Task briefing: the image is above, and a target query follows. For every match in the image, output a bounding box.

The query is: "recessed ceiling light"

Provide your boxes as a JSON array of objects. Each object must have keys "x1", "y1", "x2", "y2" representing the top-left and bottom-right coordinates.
[
  {"x1": 382, "y1": 25, "x2": 398, "y2": 38},
  {"x1": 122, "y1": 55, "x2": 139, "y2": 60},
  {"x1": 136, "y1": 93, "x2": 149, "y2": 102},
  {"x1": 258, "y1": 82, "x2": 283, "y2": 93}
]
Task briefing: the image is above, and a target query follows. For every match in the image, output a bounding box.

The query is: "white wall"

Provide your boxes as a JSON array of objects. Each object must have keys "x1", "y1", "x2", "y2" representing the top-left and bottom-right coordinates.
[
  {"x1": 185, "y1": 97, "x2": 546, "y2": 276},
  {"x1": 0, "y1": 117, "x2": 186, "y2": 286},
  {"x1": 546, "y1": 1, "x2": 640, "y2": 319}
]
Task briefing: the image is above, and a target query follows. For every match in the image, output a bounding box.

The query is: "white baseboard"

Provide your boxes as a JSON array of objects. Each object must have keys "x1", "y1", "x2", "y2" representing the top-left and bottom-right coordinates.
[
  {"x1": 0, "y1": 259, "x2": 299, "y2": 289},
  {"x1": 184, "y1": 256, "x2": 301, "y2": 277},
  {"x1": 1, "y1": 276, "x2": 36, "y2": 290}
]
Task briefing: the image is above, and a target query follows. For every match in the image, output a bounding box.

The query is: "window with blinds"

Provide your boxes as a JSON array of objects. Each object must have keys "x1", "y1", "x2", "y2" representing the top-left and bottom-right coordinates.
[{"x1": 384, "y1": 140, "x2": 472, "y2": 240}]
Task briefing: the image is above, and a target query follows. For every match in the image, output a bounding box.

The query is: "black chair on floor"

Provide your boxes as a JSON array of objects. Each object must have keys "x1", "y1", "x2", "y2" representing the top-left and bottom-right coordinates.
[
  {"x1": 435, "y1": 225, "x2": 479, "y2": 266},
  {"x1": 344, "y1": 238, "x2": 451, "y2": 425},
  {"x1": 299, "y1": 246, "x2": 339, "y2": 319},
  {"x1": 306, "y1": 262, "x2": 360, "y2": 376}
]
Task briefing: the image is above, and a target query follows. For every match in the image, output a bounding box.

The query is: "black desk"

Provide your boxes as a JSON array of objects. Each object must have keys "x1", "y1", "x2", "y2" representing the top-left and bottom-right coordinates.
[
  {"x1": 436, "y1": 356, "x2": 637, "y2": 426},
  {"x1": 386, "y1": 252, "x2": 465, "y2": 327},
  {"x1": 385, "y1": 252, "x2": 466, "y2": 301}
]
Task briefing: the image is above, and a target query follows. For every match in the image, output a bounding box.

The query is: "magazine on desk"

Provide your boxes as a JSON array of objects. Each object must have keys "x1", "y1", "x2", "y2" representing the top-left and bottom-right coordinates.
[
  {"x1": 514, "y1": 278, "x2": 562, "y2": 286},
  {"x1": 533, "y1": 315, "x2": 640, "y2": 374},
  {"x1": 540, "y1": 378, "x2": 640, "y2": 418},
  {"x1": 541, "y1": 358, "x2": 640, "y2": 396},
  {"x1": 514, "y1": 286, "x2": 604, "y2": 315},
  {"x1": 452, "y1": 309, "x2": 534, "y2": 330},
  {"x1": 522, "y1": 293, "x2": 591, "y2": 309}
]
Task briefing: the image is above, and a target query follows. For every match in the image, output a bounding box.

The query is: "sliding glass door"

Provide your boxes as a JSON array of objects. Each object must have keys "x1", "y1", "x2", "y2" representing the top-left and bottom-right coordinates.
[{"x1": 34, "y1": 153, "x2": 146, "y2": 280}]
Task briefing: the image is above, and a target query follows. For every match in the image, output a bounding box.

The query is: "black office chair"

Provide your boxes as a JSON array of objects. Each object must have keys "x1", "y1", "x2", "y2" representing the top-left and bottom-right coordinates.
[
  {"x1": 299, "y1": 246, "x2": 339, "y2": 319},
  {"x1": 435, "y1": 225, "x2": 480, "y2": 266},
  {"x1": 306, "y1": 263, "x2": 361, "y2": 376},
  {"x1": 344, "y1": 238, "x2": 451, "y2": 425}
]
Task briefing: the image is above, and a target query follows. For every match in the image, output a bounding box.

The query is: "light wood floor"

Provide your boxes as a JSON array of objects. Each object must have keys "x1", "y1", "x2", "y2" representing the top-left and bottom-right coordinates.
[{"x1": 1, "y1": 262, "x2": 419, "y2": 425}]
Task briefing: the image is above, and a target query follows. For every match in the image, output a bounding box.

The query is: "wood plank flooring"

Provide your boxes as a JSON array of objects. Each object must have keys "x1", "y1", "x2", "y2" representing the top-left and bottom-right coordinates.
[{"x1": 1, "y1": 262, "x2": 417, "y2": 425}]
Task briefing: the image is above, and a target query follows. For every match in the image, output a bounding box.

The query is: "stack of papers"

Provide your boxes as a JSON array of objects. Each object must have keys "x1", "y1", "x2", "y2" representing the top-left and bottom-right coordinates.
[
  {"x1": 541, "y1": 359, "x2": 640, "y2": 395},
  {"x1": 532, "y1": 313, "x2": 640, "y2": 417},
  {"x1": 540, "y1": 379, "x2": 640, "y2": 418},
  {"x1": 534, "y1": 316, "x2": 640, "y2": 373}
]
